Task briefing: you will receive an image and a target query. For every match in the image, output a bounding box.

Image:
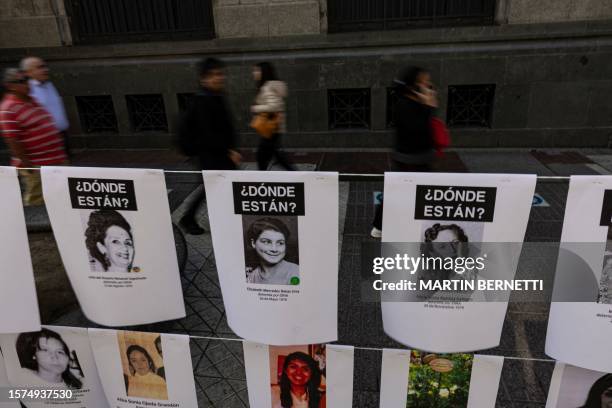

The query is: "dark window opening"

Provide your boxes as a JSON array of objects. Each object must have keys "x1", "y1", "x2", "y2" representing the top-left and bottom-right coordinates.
[
  {"x1": 75, "y1": 95, "x2": 118, "y2": 133},
  {"x1": 447, "y1": 84, "x2": 496, "y2": 128},
  {"x1": 328, "y1": 89, "x2": 371, "y2": 130},
  {"x1": 126, "y1": 94, "x2": 168, "y2": 132}
]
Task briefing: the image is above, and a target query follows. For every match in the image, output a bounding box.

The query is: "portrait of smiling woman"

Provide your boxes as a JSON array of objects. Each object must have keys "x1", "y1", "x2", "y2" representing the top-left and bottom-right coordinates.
[
  {"x1": 16, "y1": 328, "x2": 83, "y2": 389},
  {"x1": 124, "y1": 344, "x2": 168, "y2": 400},
  {"x1": 271, "y1": 351, "x2": 326, "y2": 408},
  {"x1": 84, "y1": 209, "x2": 138, "y2": 273},
  {"x1": 244, "y1": 216, "x2": 299, "y2": 285}
]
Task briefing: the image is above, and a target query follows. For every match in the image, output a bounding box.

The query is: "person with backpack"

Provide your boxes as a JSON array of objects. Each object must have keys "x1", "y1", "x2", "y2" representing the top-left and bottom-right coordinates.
[
  {"x1": 177, "y1": 57, "x2": 241, "y2": 235},
  {"x1": 250, "y1": 62, "x2": 294, "y2": 171}
]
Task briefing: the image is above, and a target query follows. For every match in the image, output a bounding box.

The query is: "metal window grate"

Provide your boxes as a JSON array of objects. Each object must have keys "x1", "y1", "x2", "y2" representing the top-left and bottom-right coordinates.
[
  {"x1": 126, "y1": 94, "x2": 168, "y2": 132},
  {"x1": 386, "y1": 87, "x2": 400, "y2": 128},
  {"x1": 177, "y1": 93, "x2": 196, "y2": 112},
  {"x1": 328, "y1": 0, "x2": 496, "y2": 33},
  {"x1": 447, "y1": 84, "x2": 495, "y2": 128},
  {"x1": 67, "y1": 0, "x2": 215, "y2": 44},
  {"x1": 328, "y1": 89, "x2": 371, "y2": 130},
  {"x1": 75, "y1": 95, "x2": 118, "y2": 133}
]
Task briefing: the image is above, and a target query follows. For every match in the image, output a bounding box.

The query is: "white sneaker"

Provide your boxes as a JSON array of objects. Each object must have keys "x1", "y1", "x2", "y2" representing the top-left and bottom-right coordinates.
[{"x1": 370, "y1": 227, "x2": 382, "y2": 238}]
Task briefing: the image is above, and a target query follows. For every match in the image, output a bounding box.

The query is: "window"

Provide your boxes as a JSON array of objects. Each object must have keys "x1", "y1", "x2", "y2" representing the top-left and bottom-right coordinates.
[
  {"x1": 328, "y1": 0, "x2": 496, "y2": 33},
  {"x1": 386, "y1": 87, "x2": 400, "y2": 128},
  {"x1": 328, "y1": 89, "x2": 371, "y2": 130},
  {"x1": 67, "y1": 0, "x2": 215, "y2": 44},
  {"x1": 447, "y1": 84, "x2": 496, "y2": 128},
  {"x1": 75, "y1": 96, "x2": 118, "y2": 133},
  {"x1": 126, "y1": 94, "x2": 168, "y2": 132},
  {"x1": 177, "y1": 93, "x2": 196, "y2": 112}
]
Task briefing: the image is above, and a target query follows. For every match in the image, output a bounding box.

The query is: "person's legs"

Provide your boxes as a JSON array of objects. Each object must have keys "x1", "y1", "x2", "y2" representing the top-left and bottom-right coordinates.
[
  {"x1": 179, "y1": 186, "x2": 206, "y2": 235},
  {"x1": 20, "y1": 169, "x2": 44, "y2": 206},
  {"x1": 257, "y1": 139, "x2": 275, "y2": 170}
]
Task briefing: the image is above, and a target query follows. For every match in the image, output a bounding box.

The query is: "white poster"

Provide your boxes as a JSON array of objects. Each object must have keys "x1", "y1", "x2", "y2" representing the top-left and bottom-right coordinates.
[
  {"x1": 0, "y1": 326, "x2": 108, "y2": 408},
  {"x1": 41, "y1": 167, "x2": 185, "y2": 326},
  {"x1": 380, "y1": 348, "x2": 503, "y2": 408},
  {"x1": 546, "y1": 176, "x2": 612, "y2": 372},
  {"x1": 380, "y1": 173, "x2": 536, "y2": 352},
  {"x1": 0, "y1": 349, "x2": 20, "y2": 408},
  {"x1": 0, "y1": 167, "x2": 40, "y2": 333},
  {"x1": 546, "y1": 363, "x2": 612, "y2": 408},
  {"x1": 88, "y1": 329, "x2": 197, "y2": 408},
  {"x1": 203, "y1": 171, "x2": 339, "y2": 345},
  {"x1": 243, "y1": 341, "x2": 354, "y2": 408}
]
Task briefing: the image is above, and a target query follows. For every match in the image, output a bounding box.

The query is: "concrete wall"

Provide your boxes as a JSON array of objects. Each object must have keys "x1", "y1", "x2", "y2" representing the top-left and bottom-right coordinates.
[
  {"x1": 0, "y1": 0, "x2": 70, "y2": 49},
  {"x1": 1, "y1": 21, "x2": 609, "y2": 149},
  {"x1": 506, "y1": 0, "x2": 612, "y2": 24},
  {"x1": 213, "y1": 0, "x2": 321, "y2": 38}
]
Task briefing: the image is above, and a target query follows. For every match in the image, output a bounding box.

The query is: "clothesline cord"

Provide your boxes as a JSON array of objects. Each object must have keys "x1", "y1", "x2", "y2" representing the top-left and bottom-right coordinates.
[{"x1": 14, "y1": 167, "x2": 571, "y2": 180}]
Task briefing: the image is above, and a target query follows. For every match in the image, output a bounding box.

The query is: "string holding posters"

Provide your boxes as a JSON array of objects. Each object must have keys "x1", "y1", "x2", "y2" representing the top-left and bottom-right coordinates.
[
  {"x1": 243, "y1": 341, "x2": 354, "y2": 408},
  {"x1": 379, "y1": 173, "x2": 536, "y2": 352},
  {"x1": 0, "y1": 349, "x2": 20, "y2": 408},
  {"x1": 546, "y1": 362, "x2": 612, "y2": 408},
  {"x1": 0, "y1": 326, "x2": 108, "y2": 407},
  {"x1": 379, "y1": 348, "x2": 503, "y2": 408},
  {"x1": 0, "y1": 167, "x2": 40, "y2": 333},
  {"x1": 546, "y1": 176, "x2": 612, "y2": 372},
  {"x1": 41, "y1": 167, "x2": 185, "y2": 326},
  {"x1": 203, "y1": 171, "x2": 339, "y2": 345},
  {"x1": 88, "y1": 329, "x2": 197, "y2": 408}
]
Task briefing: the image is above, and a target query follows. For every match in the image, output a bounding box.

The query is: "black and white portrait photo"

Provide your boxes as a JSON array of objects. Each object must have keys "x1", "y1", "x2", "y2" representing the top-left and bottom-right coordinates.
[
  {"x1": 81, "y1": 209, "x2": 140, "y2": 273},
  {"x1": 242, "y1": 215, "x2": 300, "y2": 286},
  {"x1": 15, "y1": 328, "x2": 84, "y2": 389}
]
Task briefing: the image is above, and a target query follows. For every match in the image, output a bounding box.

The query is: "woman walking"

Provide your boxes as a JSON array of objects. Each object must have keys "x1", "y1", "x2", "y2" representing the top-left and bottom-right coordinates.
[{"x1": 251, "y1": 62, "x2": 295, "y2": 171}]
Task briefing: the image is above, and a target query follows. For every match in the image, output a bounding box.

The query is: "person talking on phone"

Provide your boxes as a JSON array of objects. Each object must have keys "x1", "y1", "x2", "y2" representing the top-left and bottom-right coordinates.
[{"x1": 371, "y1": 66, "x2": 438, "y2": 238}]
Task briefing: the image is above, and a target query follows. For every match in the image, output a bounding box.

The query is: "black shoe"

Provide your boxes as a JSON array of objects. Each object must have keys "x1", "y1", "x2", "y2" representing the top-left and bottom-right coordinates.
[{"x1": 179, "y1": 217, "x2": 205, "y2": 235}]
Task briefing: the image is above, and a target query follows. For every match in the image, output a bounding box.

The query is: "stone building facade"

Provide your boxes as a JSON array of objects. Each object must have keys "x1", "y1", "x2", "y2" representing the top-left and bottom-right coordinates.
[{"x1": 0, "y1": 0, "x2": 611, "y2": 148}]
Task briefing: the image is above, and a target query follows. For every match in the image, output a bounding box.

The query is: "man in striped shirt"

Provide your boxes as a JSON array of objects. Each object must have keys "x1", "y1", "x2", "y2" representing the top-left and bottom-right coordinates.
[{"x1": 1, "y1": 68, "x2": 67, "y2": 205}]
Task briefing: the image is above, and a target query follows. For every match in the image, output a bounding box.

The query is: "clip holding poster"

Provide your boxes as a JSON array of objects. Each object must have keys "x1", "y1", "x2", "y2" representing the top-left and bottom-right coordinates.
[
  {"x1": 203, "y1": 171, "x2": 339, "y2": 345},
  {"x1": 88, "y1": 329, "x2": 197, "y2": 408},
  {"x1": 0, "y1": 167, "x2": 41, "y2": 333},
  {"x1": 0, "y1": 325, "x2": 108, "y2": 407},
  {"x1": 41, "y1": 166, "x2": 185, "y2": 326},
  {"x1": 380, "y1": 172, "x2": 536, "y2": 352},
  {"x1": 243, "y1": 341, "x2": 354, "y2": 408},
  {"x1": 380, "y1": 348, "x2": 503, "y2": 408},
  {"x1": 546, "y1": 176, "x2": 612, "y2": 372}
]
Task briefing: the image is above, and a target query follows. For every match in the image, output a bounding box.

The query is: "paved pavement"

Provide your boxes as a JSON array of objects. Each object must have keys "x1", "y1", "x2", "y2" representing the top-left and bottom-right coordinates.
[{"x1": 17, "y1": 147, "x2": 612, "y2": 407}]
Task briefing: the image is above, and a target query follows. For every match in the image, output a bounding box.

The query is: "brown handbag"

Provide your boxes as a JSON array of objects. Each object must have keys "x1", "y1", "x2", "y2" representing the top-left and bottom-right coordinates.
[{"x1": 250, "y1": 113, "x2": 279, "y2": 139}]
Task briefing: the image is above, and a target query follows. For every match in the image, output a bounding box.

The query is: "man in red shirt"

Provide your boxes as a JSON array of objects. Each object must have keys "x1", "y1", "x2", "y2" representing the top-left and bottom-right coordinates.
[{"x1": 0, "y1": 68, "x2": 67, "y2": 205}]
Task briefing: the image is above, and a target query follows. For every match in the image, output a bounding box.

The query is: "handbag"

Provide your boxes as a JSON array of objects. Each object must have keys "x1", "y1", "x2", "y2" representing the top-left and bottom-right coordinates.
[
  {"x1": 250, "y1": 113, "x2": 280, "y2": 139},
  {"x1": 431, "y1": 117, "x2": 450, "y2": 157}
]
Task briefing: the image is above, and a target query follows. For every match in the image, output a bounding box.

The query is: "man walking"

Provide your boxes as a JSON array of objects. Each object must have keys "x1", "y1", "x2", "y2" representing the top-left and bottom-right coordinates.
[
  {"x1": 21, "y1": 56, "x2": 71, "y2": 157},
  {"x1": 178, "y1": 57, "x2": 241, "y2": 234},
  {"x1": 0, "y1": 68, "x2": 67, "y2": 205}
]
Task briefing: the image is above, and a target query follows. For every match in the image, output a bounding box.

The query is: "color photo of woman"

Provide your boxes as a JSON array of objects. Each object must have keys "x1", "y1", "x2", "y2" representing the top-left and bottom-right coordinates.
[
  {"x1": 83, "y1": 209, "x2": 140, "y2": 273},
  {"x1": 269, "y1": 345, "x2": 326, "y2": 408},
  {"x1": 118, "y1": 331, "x2": 167, "y2": 400},
  {"x1": 243, "y1": 216, "x2": 299, "y2": 286},
  {"x1": 15, "y1": 328, "x2": 84, "y2": 389}
]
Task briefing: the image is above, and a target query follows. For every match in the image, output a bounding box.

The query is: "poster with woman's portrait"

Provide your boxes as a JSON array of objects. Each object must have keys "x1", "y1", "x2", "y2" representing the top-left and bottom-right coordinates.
[
  {"x1": 88, "y1": 329, "x2": 196, "y2": 408},
  {"x1": 0, "y1": 167, "x2": 40, "y2": 333},
  {"x1": 0, "y1": 349, "x2": 21, "y2": 408},
  {"x1": 379, "y1": 348, "x2": 503, "y2": 408},
  {"x1": 380, "y1": 173, "x2": 536, "y2": 352},
  {"x1": 203, "y1": 171, "x2": 339, "y2": 345},
  {"x1": 41, "y1": 167, "x2": 185, "y2": 326},
  {"x1": 546, "y1": 363, "x2": 612, "y2": 408},
  {"x1": 243, "y1": 341, "x2": 354, "y2": 408},
  {"x1": 546, "y1": 177, "x2": 612, "y2": 373},
  {"x1": 0, "y1": 326, "x2": 108, "y2": 407}
]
